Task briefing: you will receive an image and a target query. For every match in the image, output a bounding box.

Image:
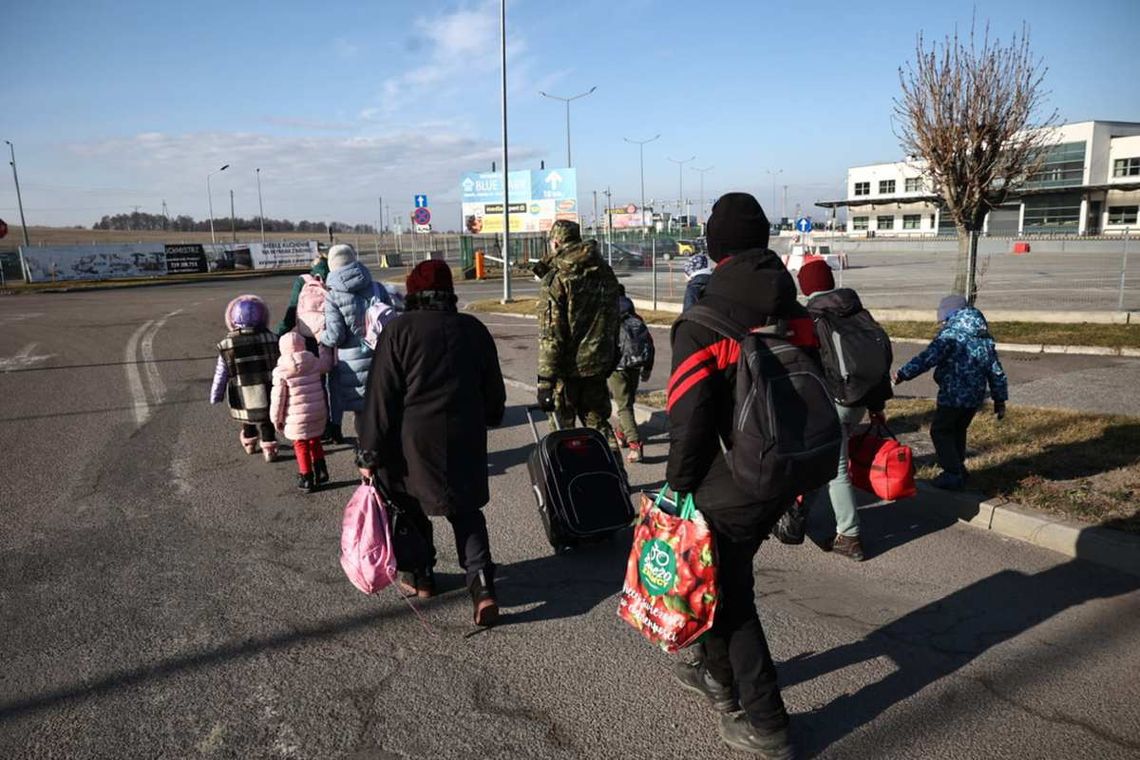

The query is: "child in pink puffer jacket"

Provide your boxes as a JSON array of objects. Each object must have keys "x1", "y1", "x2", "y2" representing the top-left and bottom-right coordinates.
[{"x1": 271, "y1": 332, "x2": 335, "y2": 492}]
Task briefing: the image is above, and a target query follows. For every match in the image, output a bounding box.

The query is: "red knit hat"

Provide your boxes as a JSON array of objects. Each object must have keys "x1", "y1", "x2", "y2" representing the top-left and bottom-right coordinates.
[
  {"x1": 406, "y1": 259, "x2": 454, "y2": 296},
  {"x1": 797, "y1": 258, "x2": 834, "y2": 296}
]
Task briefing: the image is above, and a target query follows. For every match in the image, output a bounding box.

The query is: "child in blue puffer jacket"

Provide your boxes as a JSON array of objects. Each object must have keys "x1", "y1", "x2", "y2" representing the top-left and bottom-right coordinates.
[{"x1": 894, "y1": 295, "x2": 1008, "y2": 490}]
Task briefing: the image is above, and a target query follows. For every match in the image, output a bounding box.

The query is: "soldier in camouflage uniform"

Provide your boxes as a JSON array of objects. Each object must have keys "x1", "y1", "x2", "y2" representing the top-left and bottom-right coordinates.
[{"x1": 535, "y1": 220, "x2": 622, "y2": 449}]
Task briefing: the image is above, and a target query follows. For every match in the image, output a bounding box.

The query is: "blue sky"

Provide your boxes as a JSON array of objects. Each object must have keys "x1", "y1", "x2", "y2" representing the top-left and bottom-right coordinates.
[{"x1": 2, "y1": 0, "x2": 1137, "y2": 229}]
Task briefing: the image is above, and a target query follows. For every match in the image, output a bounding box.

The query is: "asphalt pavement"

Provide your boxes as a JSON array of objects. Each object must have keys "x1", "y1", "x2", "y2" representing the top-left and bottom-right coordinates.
[{"x1": 2, "y1": 275, "x2": 1139, "y2": 759}]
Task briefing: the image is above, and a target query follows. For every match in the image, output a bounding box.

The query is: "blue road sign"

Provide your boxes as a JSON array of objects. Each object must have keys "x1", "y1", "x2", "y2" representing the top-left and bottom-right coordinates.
[
  {"x1": 796, "y1": 217, "x2": 812, "y2": 233},
  {"x1": 414, "y1": 194, "x2": 429, "y2": 209}
]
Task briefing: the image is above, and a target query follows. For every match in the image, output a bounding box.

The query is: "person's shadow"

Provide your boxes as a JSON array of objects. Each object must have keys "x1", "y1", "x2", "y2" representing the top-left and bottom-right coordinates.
[{"x1": 780, "y1": 555, "x2": 1140, "y2": 756}]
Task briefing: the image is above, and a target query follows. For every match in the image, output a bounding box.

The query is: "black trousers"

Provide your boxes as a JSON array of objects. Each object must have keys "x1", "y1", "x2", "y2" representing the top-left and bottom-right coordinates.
[
  {"x1": 241, "y1": 422, "x2": 276, "y2": 443},
  {"x1": 930, "y1": 405, "x2": 977, "y2": 475},
  {"x1": 404, "y1": 504, "x2": 494, "y2": 587},
  {"x1": 701, "y1": 530, "x2": 789, "y2": 732}
]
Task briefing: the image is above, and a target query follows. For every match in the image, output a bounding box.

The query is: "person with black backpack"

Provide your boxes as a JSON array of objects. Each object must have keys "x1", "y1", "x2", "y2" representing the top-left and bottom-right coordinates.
[
  {"x1": 609, "y1": 288, "x2": 655, "y2": 463},
  {"x1": 796, "y1": 258, "x2": 894, "y2": 561},
  {"x1": 666, "y1": 193, "x2": 839, "y2": 759}
]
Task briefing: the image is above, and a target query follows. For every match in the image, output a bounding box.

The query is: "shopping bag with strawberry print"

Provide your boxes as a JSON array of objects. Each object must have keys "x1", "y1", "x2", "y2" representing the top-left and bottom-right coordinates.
[{"x1": 617, "y1": 489, "x2": 718, "y2": 653}]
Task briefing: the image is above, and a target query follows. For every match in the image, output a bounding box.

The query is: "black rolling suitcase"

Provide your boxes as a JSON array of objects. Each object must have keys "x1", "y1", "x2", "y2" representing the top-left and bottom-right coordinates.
[{"x1": 525, "y1": 406, "x2": 634, "y2": 550}]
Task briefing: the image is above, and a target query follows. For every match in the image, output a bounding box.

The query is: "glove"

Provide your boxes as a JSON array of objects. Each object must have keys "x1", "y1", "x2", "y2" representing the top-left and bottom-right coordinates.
[
  {"x1": 994, "y1": 400, "x2": 1006, "y2": 421},
  {"x1": 536, "y1": 377, "x2": 556, "y2": 412}
]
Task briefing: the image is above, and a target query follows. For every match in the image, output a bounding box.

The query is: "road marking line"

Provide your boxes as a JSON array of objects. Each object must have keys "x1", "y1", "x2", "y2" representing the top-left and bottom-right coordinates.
[
  {"x1": 125, "y1": 321, "x2": 154, "y2": 426},
  {"x1": 141, "y1": 309, "x2": 182, "y2": 405},
  {"x1": 0, "y1": 343, "x2": 56, "y2": 372}
]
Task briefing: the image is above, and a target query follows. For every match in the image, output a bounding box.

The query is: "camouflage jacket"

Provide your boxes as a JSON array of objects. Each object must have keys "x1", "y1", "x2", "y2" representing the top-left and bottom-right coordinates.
[{"x1": 537, "y1": 239, "x2": 621, "y2": 379}]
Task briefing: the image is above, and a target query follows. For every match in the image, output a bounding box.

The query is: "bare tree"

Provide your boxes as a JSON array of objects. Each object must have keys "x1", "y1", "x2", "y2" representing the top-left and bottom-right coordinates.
[{"x1": 895, "y1": 21, "x2": 1057, "y2": 300}]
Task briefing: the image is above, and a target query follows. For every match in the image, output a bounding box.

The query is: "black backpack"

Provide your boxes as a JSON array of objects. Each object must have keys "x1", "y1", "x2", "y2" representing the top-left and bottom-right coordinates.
[
  {"x1": 680, "y1": 305, "x2": 842, "y2": 503},
  {"x1": 616, "y1": 314, "x2": 654, "y2": 370},
  {"x1": 805, "y1": 288, "x2": 893, "y2": 407}
]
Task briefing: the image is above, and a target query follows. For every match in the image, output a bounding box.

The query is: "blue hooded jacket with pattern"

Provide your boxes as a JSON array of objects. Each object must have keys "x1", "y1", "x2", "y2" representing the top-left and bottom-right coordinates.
[
  {"x1": 320, "y1": 259, "x2": 391, "y2": 413},
  {"x1": 897, "y1": 306, "x2": 1009, "y2": 408}
]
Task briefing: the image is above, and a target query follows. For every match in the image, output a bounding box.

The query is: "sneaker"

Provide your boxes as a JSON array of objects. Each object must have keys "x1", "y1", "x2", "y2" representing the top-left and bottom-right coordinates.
[
  {"x1": 469, "y1": 569, "x2": 499, "y2": 627},
  {"x1": 672, "y1": 660, "x2": 739, "y2": 713},
  {"x1": 719, "y1": 714, "x2": 794, "y2": 760},
  {"x1": 262, "y1": 443, "x2": 279, "y2": 463},
  {"x1": 398, "y1": 569, "x2": 436, "y2": 599},
  {"x1": 313, "y1": 458, "x2": 330, "y2": 485},
  {"x1": 830, "y1": 534, "x2": 865, "y2": 562},
  {"x1": 931, "y1": 471, "x2": 966, "y2": 490},
  {"x1": 626, "y1": 442, "x2": 644, "y2": 464},
  {"x1": 296, "y1": 473, "x2": 314, "y2": 492}
]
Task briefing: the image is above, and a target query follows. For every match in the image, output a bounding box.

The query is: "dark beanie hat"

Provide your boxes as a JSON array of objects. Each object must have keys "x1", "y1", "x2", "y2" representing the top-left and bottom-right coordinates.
[
  {"x1": 797, "y1": 258, "x2": 835, "y2": 296},
  {"x1": 406, "y1": 259, "x2": 454, "y2": 296},
  {"x1": 705, "y1": 192, "x2": 770, "y2": 261}
]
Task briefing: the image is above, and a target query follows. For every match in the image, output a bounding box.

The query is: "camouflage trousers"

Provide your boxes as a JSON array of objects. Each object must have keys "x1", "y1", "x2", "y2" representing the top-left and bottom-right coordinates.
[
  {"x1": 607, "y1": 368, "x2": 641, "y2": 445},
  {"x1": 554, "y1": 375, "x2": 618, "y2": 450}
]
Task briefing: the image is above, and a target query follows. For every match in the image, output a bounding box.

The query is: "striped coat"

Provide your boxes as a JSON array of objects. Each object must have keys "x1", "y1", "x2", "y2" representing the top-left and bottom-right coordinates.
[{"x1": 211, "y1": 328, "x2": 280, "y2": 422}]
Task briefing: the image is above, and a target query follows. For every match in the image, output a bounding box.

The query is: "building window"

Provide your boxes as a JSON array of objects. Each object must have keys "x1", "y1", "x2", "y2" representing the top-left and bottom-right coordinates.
[
  {"x1": 1026, "y1": 141, "x2": 1086, "y2": 189},
  {"x1": 852, "y1": 216, "x2": 869, "y2": 230},
  {"x1": 1022, "y1": 193, "x2": 1082, "y2": 232},
  {"x1": 1108, "y1": 206, "x2": 1139, "y2": 225},
  {"x1": 879, "y1": 180, "x2": 896, "y2": 194},
  {"x1": 877, "y1": 215, "x2": 895, "y2": 230},
  {"x1": 1113, "y1": 158, "x2": 1140, "y2": 177},
  {"x1": 905, "y1": 177, "x2": 923, "y2": 192},
  {"x1": 853, "y1": 182, "x2": 870, "y2": 196},
  {"x1": 903, "y1": 214, "x2": 921, "y2": 230}
]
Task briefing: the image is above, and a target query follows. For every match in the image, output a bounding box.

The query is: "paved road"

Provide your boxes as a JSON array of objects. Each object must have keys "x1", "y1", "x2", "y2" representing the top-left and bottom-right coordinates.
[{"x1": 2, "y1": 276, "x2": 1139, "y2": 759}]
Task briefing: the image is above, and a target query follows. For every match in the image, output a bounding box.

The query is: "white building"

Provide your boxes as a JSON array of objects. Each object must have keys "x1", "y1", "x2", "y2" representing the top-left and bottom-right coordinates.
[{"x1": 817, "y1": 120, "x2": 1140, "y2": 236}]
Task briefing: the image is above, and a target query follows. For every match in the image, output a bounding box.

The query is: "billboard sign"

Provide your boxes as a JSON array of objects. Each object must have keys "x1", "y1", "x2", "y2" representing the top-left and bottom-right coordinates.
[
  {"x1": 164, "y1": 244, "x2": 208, "y2": 274},
  {"x1": 461, "y1": 168, "x2": 578, "y2": 234}
]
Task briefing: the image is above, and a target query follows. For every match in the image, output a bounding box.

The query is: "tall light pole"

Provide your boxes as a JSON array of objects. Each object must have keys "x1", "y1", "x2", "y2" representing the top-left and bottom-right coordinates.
[
  {"x1": 5, "y1": 141, "x2": 30, "y2": 247},
  {"x1": 207, "y1": 164, "x2": 229, "y2": 244},
  {"x1": 256, "y1": 168, "x2": 265, "y2": 243},
  {"x1": 624, "y1": 134, "x2": 660, "y2": 231},
  {"x1": 692, "y1": 165, "x2": 714, "y2": 225},
  {"x1": 667, "y1": 155, "x2": 695, "y2": 228},
  {"x1": 500, "y1": 0, "x2": 511, "y2": 302},
  {"x1": 539, "y1": 86, "x2": 596, "y2": 167},
  {"x1": 765, "y1": 169, "x2": 783, "y2": 221}
]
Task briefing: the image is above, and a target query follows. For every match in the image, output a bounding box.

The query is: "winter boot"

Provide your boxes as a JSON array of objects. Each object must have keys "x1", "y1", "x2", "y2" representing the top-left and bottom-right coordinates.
[
  {"x1": 296, "y1": 472, "x2": 315, "y2": 493},
  {"x1": 718, "y1": 714, "x2": 794, "y2": 760},
  {"x1": 313, "y1": 458, "x2": 330, "y2": 485},
  {"x1": 323, "y1": 423, "x2": 344, "y2": 445},
  {"x1": 626, "y1": 441, "x2": 644, "y2": 464},
  {"x1": 931, "y1": 470, "x2": 966, "y2": 490},
  {"x1": 262, "y1": 442, "x2": 279, "y2": 463},
  {"x1": 240, "y1": 431, "x2": 259, "y2": 455},
  {"x1": 830, "y1": 534, "x2": 865, "y2": 562},
  {"x1": 673, "y1": 661, "x2": 740, "y2": 713},
  {"x1": 470, "y1": 569, "x2": 499, "y2": 627}
]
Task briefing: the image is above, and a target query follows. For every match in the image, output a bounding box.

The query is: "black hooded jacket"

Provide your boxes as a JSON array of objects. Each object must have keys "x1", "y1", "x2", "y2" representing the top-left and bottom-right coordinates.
[{"x1": 665, "y1": 249, "x2": 817, "y2": 540}]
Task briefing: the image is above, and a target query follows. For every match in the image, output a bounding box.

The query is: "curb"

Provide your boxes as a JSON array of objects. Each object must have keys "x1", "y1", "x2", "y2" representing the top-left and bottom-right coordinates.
[
  {"x1": 501, "y1": 373, "x2": 1140, "y2": 577},
  {"x1": 914, "y1": 483, "x2": 1140, "y2": 578},
  {"x1": 1, "y1": 268, "x2": 309, "y2": 295}
]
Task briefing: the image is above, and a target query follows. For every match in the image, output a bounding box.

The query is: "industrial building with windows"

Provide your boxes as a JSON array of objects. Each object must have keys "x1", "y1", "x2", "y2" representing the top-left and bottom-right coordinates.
[{"x1": 817, "y1": 120, "x2": 1140, "y2": 236}]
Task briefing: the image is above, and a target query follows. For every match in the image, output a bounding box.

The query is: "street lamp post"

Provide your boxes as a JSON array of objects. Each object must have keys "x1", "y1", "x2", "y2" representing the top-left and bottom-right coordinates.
[
  {"x1": 500, "y1": 0, "x2": 511, "y2": 303},
  {"x1": 207, "y1": 164, "x2": 229, "y2": 244},
  {"x1": 256, "y1": 168, "x2": 265, "y2": 243},
  {"x1": 667, "y1": 155, "x2": 695, "y2": 230},
  {"x1": 624, "y1": 134, "x2": 660, "y2": 233},
  {"x1": 765, "y1": 169, "x2": 783, "y2": 222},
  {"x1": 692, "y1": 165, "x2": 714, "y2": 226},
  {"x1": 5, "y1": 141, "x2": 30, "y2": 247},
  {"x1": 539, "y1": 86, "x2": 596, "y2": 167}
]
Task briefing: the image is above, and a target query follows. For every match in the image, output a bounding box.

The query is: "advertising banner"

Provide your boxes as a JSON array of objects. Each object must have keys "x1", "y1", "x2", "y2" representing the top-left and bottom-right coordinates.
[
  {"x1": 164, "y1": 244, "x2": 208, "y2": 274},
  {"x1": 19, "y1": 244, "x2": 166, "y2": 282},
  {"x1": 252, "y1": 240, "x2": 319, "y2": 269},
  {"x1": 461, "y1": 168, "x2": 578, "y2": 234}
]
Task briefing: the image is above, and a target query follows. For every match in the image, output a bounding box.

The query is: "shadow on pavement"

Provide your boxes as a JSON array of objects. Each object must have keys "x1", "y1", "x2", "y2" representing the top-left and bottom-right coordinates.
[{"x1": 781, "y1": 557, "x2": 1140, "y2": 757}]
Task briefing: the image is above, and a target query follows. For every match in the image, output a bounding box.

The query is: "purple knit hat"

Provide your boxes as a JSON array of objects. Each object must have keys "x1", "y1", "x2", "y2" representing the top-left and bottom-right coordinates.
[{"x1": 225, "y1": 294, "x2": 269, "y2": 330}]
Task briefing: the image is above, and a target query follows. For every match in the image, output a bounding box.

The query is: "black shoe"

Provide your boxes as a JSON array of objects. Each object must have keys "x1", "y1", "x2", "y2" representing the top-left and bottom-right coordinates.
[
  {"x1": 673, "y1": 661, "x2": 740, "y2": 713},
  {"x1": 469, "y1": 569, "x2": 499, "y2": 627},
  {"x1": 398, "y1": 569, "x2": 436, "y2": 599},
  {"x1": 322, "y1": 423, "x2": 343, "y2": 445},
  {"x1": 771, "y1": 499, "x2": 808, "y2": 545},
  {"x1": 830, "y1": 534, "x2": 865, "y2": 562},
  {"x1": 296, "y1": 473, "x2": 315, "y2": 492},
  {"x1": 313, "y1": 458, "x2": 330, "y2": 485},
  {"x1": 719, "y1": 713, "x2": 794, "y2": 759}
]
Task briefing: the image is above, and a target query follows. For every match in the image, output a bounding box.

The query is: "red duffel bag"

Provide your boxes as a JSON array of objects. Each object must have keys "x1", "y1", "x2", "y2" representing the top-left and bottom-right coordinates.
[{"x1": 848, "y1": 422, "x2": 917, "y2": 500}]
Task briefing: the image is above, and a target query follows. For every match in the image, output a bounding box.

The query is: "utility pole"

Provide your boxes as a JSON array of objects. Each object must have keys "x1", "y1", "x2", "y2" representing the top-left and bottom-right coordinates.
[
  {"x1": 539, "y1": 86, "x2": 597, "y2": 167},
  {"x1": 765, "y1": 169, "x2": 783, "y2": 221},
  {"x1": 499, "y1": 0, "x2": 511, "y2": 302},
  {"x1": 692, "y1": 166, "x2": 713, "y2": 226},
  {"x1": 256, "y1": 168, "x2": 265, "y2": 243},
  {"x1": 625, "y1": 134, "x2": 660, "y2": 233},
  {"x1": 603, "y1": 187, "x2": 613, "y2": 265},
  {"x1": 229, "y1": 189, "x2": 236, "y2": 242},
  {"x1": 4, "y1": 141, "x2": 30, "y2": 247},
  {"x1": 782, "y1": 184, "x2": 788, "y2": 223},
  {"x1": 592, "y1": 190, "x2": 599, "y2": 235},
  {"x1": 206, "y1": 164, "x2": 229, "y2": 245},
  {"x1": 667, "y1": 156, "x2": 695, "y2": 229},
  {"x1": 161, "y1": 200, "x2": 170, "y2": 230}
]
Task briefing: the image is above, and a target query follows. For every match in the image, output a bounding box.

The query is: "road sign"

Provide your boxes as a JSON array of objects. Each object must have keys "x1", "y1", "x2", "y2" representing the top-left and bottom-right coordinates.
[
  {"x1": 412, "y1": 207, "x2": 432, "y2": 225},
  {"x1": 796, "y1": 217, "x2": 812, "y2": 233},
  {"x1": 0, "y1": 219, "x2": 7, "y2": 239},
  {"x1": 414, "y1": 194, "x2": 429, "y2": 209}
]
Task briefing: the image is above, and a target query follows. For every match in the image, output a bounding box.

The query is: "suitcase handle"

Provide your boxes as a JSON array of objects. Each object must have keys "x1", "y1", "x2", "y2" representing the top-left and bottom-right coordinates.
[{"x1": 524, "y1": 404, "x2": 561, "y2": 444}]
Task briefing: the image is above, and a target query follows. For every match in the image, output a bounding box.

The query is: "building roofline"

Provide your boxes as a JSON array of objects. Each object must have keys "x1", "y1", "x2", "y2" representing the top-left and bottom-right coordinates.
[{"x1": 816, "y1": 180, "x2": 1140, "y2": 209}]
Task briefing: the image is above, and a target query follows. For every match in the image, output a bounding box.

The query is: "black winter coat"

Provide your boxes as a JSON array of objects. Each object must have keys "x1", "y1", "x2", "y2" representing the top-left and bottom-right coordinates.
[
  {"x1": 357, "y1": 301, "x2": 506, "y2": 517},
  {"x1": 665, "y1": 249, "x2": 817, "y2": 541}
]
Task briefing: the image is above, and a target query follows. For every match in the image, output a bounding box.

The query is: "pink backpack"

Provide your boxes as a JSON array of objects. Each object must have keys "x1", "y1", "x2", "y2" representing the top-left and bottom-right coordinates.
[
  {"x1": 296, "y1": 274, "x2": 327, "y2": 340},
  {"x1": 340, "y1": 482, "x2": 397, "y2": 594}
]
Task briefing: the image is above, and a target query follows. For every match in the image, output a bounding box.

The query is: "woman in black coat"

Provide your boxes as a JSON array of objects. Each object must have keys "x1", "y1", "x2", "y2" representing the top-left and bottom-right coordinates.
[{"x1": 356, "y1": 260, "x2": 506, "y2": 626}]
